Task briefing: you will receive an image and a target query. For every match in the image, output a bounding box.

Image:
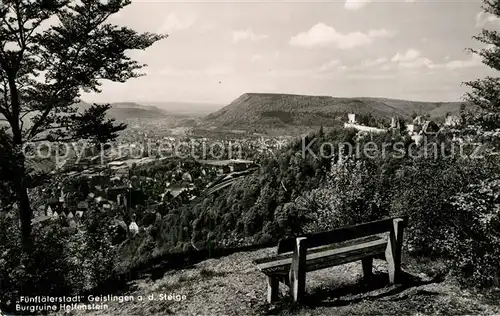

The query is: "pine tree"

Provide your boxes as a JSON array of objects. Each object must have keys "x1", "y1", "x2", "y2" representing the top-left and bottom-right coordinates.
[
  {"x1": 0, "y1": 0, "x2": 166, "y2": 250},
  {"x1": 463, "y1": 0, "x2": 500, "y2": 148}
]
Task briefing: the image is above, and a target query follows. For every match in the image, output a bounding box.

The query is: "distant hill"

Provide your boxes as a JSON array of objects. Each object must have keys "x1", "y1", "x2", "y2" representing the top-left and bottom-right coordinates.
[
  {"x1": 107, "y1": 102, "x2": 170, "y2": 120},
  {"x1": 79, "y1": 101, "x2": 222, "y2": 120},
  {"x1": 203, "y1": 93, "x2": 473, "y2": 129},
  {"x1": 1, "y1": 101, "x2": 201, "y2": 130},
  {"x1": 0, "y1": 95, "x2": 475, "y2": 132},
  {"x1": 139, "y1": 101, "x2": 223, "y2": 116},
  {"x1": 355, "y1": 97, "x2": 471, "y2": 119},
  {"x1": 77, "y1": 101, "x2": 171, "y2": 121}
]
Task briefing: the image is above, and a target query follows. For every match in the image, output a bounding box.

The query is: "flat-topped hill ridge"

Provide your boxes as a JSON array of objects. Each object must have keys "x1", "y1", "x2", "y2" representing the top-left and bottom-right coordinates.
[{"x1": 203, "y1": 93, "x2": 473, "y2": 129}]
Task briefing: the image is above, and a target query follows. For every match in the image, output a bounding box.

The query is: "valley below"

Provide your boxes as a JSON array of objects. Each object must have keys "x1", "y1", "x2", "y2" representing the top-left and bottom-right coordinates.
[{"x1": 88, "y1": 93, "x2": 475, "y2": 138}]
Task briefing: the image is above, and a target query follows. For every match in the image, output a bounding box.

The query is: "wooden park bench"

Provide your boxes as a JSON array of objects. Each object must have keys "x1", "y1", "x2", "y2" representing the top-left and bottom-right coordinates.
[{"x1": 253, "y1": 216, "x2": 407, "y2": 303}]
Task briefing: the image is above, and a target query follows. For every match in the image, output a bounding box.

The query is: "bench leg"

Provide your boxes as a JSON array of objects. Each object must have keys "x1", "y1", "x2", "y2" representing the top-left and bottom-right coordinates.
[
  {"x1": 267, "y1": 276, "x2": 279, "y2": 303},
  {"x1": 289, "y1": 237, "x2": 307, "y2": 303},
  {"x1": 361, "y1": 257, "x2": 373, "y2": 279},
  {"x1": 385, "y1": 218, "x2": 404, "y2": 284}
]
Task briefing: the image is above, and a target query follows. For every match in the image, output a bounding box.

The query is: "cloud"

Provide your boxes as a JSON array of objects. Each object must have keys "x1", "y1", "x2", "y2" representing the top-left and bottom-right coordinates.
[
  {"x1": 347, "y1": 73, "x2": 397, "y2": 80},
  {"x1": 233, "y1": 29, "x2": 269, "y2": 43},
  {"x1": 158, "y1": 13, "x2": 196, "y2": 33},
  {"x1": 325, "y1": 49, "x2": 482, "y2": 74},
  {"x1": 344, "y1": 0, "x2": 415, "y2": 11},
  {"x1": 318, "y1": 59, "x2": 343, "y2": 72},
  {"x1": 389, "y1": 49, "x2": 483, "y2": 70},
  {"x1": 400, "y1": 57, "x2": 434, "y2": 69},
  {"x1": 289, "y1": 23, "x2": 394, "y2": 49},
  {"x1": 440, "y1": 53, "x2": 483, "y2": 70},
  {"x1": 391, "y1": 49, "x2": 421, "y2": 62},
  {"x1": 389, "y1": 49, "x2": 433, "y2": 69},
  {"x1": 344, "y1": 0, "x2": 371, "y2": 11},
  {"x1": 361, "y1": 57, "x2": 389, "y2": 67},
  {"x1": 475, "y1": 11, "x2": 500, "y2": 28},
  {"x1": 318, "y1": 56, "x2": 391, "y2": 74}
]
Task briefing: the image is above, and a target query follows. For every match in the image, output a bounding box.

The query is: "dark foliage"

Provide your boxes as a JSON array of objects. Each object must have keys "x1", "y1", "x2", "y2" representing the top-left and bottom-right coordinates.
[{"x1": 0, "y1": 0, "x2": 166, "y2": 248}]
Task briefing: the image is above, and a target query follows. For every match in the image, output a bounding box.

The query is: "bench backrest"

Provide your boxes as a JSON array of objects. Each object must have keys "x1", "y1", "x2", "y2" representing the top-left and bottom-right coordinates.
[{"x1": 277, "y1": 216, "x2": 407, "y2": 254}]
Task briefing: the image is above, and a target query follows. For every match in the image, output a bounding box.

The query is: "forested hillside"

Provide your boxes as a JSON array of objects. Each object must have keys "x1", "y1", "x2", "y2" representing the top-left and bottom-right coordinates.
[
  {"x1": 203, "y1": 93, "x2": 471, "y2": 130},
  {"x1": 126, "y1": 126, "x2": 500, "y2": 290}
]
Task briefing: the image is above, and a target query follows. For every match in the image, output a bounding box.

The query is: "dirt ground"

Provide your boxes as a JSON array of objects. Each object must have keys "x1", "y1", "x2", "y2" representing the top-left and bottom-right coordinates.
[{"x1": 54, "y1": 247, "x2": 500, "y2": 316}]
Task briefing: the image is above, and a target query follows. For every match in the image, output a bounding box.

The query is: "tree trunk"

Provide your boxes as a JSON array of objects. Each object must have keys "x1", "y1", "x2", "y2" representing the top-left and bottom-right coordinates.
[
  {"x1": 14, "y1": 156, "x2": 32, "y2": 252},
  {"x1": 8, "y1": 75, "x2": 33, "y2": 252}
]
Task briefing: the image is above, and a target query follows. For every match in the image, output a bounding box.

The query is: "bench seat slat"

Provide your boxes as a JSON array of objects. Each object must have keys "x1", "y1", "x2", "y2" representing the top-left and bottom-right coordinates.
[
  {"x1": 253, "y1": 235, "x2": 385, "y2": 265},
  {"x1": 255, "y1": 237, "x2": 387, "y2": 275},
  {"x1": 277, "y1": 216, "x2": 407, "y2": 254}
]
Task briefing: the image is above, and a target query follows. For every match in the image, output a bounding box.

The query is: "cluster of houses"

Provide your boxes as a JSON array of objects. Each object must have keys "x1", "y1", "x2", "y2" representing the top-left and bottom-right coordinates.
[
  {"x1": 32, "y1": 180, "x2": 145, "y2": 238},
  {"x1": 32, "y1": 156, "x2": 232, "y2": 234},
  {"x1": 198, "y1": 159, "x2": 257, "y2": 175},
  {"x1": 345, "y1": 113, "x2": 462, "y2": 145}
]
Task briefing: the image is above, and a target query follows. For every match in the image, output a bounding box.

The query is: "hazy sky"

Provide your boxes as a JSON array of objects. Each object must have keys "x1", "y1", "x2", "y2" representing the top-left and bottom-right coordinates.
[{"x1": 82, "y1": 0, "x2": 498, "y2": 105}]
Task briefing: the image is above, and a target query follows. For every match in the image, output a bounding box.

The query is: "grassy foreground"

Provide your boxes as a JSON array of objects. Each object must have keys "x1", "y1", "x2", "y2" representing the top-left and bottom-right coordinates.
[{"x1": 51, "y1": 247, "x2": 500, "y2": 316}]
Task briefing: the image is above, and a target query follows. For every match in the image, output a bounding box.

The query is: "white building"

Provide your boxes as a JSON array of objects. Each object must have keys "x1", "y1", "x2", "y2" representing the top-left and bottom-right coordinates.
[
  {"x1": 347, "y1": 113, "x2": 357, "y2": 124},
  {"x1": 344, "y1": 123, "x2": 386, "y2": 134}
]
